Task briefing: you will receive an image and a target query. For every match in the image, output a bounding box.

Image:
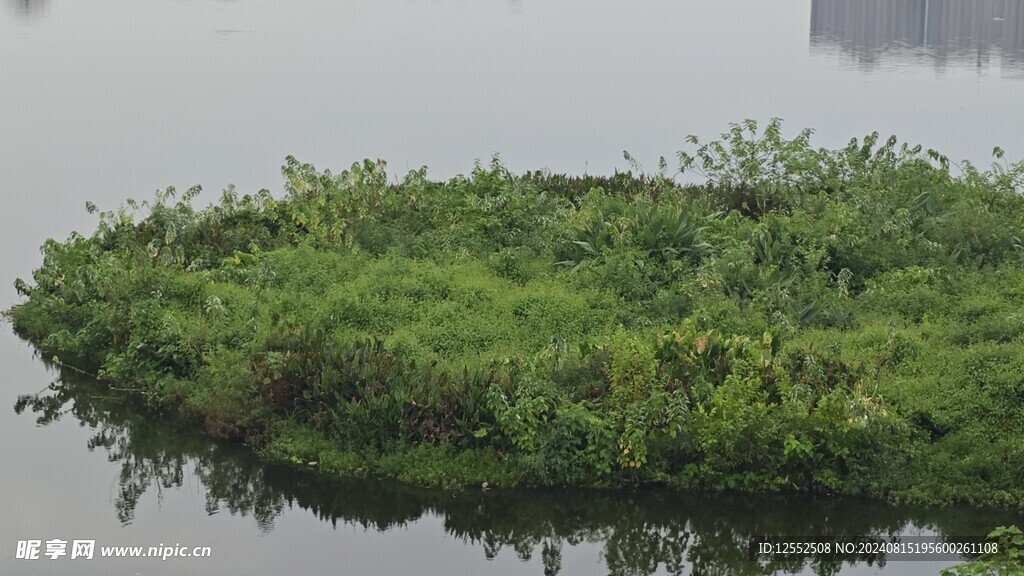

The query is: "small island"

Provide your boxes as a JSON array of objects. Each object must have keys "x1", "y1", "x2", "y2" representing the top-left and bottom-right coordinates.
[{"x1": 9, "y1": 121, "x2": 1024, "y2": 525}]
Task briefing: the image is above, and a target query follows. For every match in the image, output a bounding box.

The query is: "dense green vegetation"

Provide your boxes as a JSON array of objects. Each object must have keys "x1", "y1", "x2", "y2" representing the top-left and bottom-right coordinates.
[{"x1": 9, "y1": 120, "x2": 1024, "y2": 511}]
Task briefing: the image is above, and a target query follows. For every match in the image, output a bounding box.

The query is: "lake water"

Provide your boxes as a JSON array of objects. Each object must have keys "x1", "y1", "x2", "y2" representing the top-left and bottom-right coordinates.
[{"x1": 2, "y1": 1, "x2": 1023, "y2": 574}]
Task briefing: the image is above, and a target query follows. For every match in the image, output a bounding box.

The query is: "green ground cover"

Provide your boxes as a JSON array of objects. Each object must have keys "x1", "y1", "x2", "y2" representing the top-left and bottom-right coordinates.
[{"x1": 9, "y1": 120, "x2": 1024, "y2": 509}]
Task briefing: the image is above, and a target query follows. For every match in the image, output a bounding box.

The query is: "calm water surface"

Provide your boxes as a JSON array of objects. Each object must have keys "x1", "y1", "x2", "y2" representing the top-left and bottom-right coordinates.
[{"x1": 2, "y1": 1, "x2": 1024, "y2": 574}]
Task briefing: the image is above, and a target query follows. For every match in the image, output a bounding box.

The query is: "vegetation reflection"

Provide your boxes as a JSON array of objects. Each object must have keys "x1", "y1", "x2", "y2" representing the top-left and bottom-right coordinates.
[{"x1": 14, "y1": 369, "x2": 1022, "y2": 576}]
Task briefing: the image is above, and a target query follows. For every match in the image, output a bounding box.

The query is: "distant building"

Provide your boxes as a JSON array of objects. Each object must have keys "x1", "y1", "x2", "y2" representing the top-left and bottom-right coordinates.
[{"x1": 810, "y1": 0, "x2": 1024, "y2": 73}]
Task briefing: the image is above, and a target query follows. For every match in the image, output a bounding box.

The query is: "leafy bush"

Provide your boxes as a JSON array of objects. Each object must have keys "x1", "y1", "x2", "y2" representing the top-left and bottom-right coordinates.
[{"x1": 8, "y1": 121, "x2": 1024, "y2": 512}]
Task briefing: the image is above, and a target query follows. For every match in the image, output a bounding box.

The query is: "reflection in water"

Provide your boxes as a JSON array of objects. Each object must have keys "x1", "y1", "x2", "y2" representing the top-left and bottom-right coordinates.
[
  {"x1": 5, "y1": 0, "x2": 48, "y2": 17},
  {"x1": 13, "y1": 369, "x2": 1024, "y2": 575},
  {"x1": 810, "y1": 0, "x2": 1024, "y2": 73}
]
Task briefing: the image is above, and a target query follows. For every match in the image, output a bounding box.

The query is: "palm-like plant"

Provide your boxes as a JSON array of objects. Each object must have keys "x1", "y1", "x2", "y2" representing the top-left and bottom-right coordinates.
[
  {"x1": 633, "y1": 205, "x2": 711, "y2": 263},
  {"x1": 558, "y1": 211, "x2": 617, "y2": 270}
]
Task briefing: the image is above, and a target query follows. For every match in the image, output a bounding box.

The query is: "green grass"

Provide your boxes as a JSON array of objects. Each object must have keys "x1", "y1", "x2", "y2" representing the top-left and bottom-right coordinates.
[{"x1": 9, "y1": 120, "x2": 1024, "y2": 512}]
